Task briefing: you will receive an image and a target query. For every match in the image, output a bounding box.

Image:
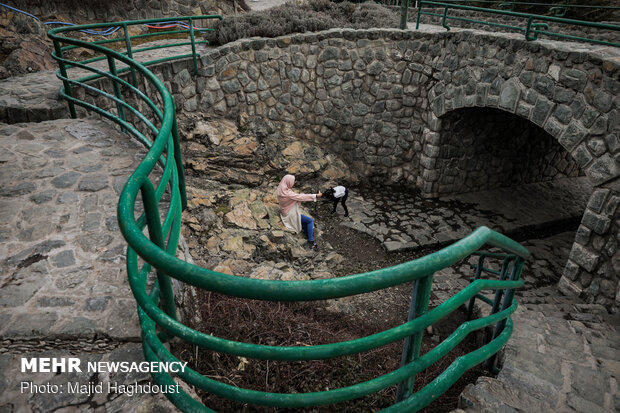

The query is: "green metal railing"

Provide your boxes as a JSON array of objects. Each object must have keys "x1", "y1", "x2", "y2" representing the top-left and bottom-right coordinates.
[
  {"x1": 404, "y1": 0, "x2": 620, "y2": 46},
  {"x1": 50, "y1": 16, "x2": 221, "y2": 119},
  {"x1": 49, "y1": 17, "x2": 531, "y2": 412}
]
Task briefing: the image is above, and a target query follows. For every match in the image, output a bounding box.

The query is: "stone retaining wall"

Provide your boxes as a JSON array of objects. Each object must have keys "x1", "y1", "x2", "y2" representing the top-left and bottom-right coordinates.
[{"x1": 559, "y1": 184, "x2": 620, "y2": 312}]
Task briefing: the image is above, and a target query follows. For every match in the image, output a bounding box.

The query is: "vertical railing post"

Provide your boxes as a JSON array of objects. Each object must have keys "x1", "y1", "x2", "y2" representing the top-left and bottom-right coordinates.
[
  {"x1": 188, "y1": 17, "x2": 198, "y2": 75},
  {"x1": 396, "y1": 273, "x2": 434, "y2": 402},
  {"x1": 442, "y1": 5, "x2": 451, "y2": 30},
  {"x1": 106, "y1": 56, "x2": 127, "y2": 126},
  {"x1": 415, "y1": 0, "x2": 423, "y2": 30},
  {"x1": 485, "y1": 258, "x2": 523, "y2": 372},
  {"x1": 525, "y1": 15, "x2": 534, "y2": 40},
  {"x1": 400, "y1": 0, "x2": 410, "y2": 30},
  {"x1": 140, "y1": 179, "x2": 178, "y2": 320},
  {"x1": 171, "y1": 114, "x2": 188, "y2": 210},
  {"x1": 466, "y1": 255, "x2": 485, "y2": 321},
  {"x1": 123, "y1": 23, "x2": 138, "y2": 87},
  {"x1": 489, "y1": 257, "x2": 514, "y2": 317},
  {"x1": 52, "y1": 40, "x2": 77, "y2": 118}
]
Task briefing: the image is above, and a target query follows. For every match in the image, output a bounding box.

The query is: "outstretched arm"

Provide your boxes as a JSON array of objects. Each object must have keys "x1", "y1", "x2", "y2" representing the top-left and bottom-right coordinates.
[{"x1": 286, "y1": 191, "x2": 320, "y2": 202}]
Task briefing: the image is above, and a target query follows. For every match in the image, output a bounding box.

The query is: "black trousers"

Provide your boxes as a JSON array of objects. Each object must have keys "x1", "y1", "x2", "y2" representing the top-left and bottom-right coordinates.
[{"x1": 331, "y1": 188, "x2": 349, "y2": 216}]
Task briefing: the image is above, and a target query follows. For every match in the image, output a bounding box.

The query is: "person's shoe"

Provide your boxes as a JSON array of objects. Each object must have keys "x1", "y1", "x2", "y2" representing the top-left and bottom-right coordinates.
[
  {"x1": 307, "y1": 241, "x2": 318, "y2": 250},
  {"x1": 344, "y1": 213, "x2": 349, "y2": 217}
]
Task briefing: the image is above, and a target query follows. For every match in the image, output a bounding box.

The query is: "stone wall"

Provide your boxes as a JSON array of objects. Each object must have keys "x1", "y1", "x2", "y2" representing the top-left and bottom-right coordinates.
[
  {"x1": 559, "y1": 184, "x2": 620, "y2": 312},
  {"x1": 161, "y1": 29, "x2": 434, "y2": 185},
  {"x1": 412, "y1": 8, "x2": 620, "y2": 45},
  {"x1": 435, "y1": 107, "x2": 582, "y2": 193}
]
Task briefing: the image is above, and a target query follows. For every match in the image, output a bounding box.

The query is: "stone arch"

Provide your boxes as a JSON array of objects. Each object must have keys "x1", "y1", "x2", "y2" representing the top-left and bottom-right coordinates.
[
  {"x1": 423, "y1": 75, "x2": 618, "y2": 195},
  {"x1": 423, "y1": 75, "x2": 620, "y2": 311}
]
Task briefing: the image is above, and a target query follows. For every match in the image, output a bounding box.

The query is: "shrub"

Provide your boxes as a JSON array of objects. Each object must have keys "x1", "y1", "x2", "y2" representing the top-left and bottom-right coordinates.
[{"x1": 206, "y1": 0, "x2": 399, "y2": 45}]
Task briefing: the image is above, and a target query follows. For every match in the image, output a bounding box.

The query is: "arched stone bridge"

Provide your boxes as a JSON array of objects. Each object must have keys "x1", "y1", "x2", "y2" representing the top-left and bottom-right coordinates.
[{"x1": 143, "y1": 28, "x2": 618, "y2": 311}]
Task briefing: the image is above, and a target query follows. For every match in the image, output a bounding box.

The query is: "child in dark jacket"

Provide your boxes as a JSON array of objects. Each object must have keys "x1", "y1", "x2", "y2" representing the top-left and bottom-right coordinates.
[{"x1": 322, "y1": 185, "x2": 349, "y2": 217}]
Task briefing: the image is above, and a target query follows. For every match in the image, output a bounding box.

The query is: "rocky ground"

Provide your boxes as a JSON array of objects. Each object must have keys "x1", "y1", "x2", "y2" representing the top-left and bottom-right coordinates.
[
  {"x1": 0, "y1": 11, "x2": 55, "y2": 79},
  {"x1": 178, "y1": 113, "x2": 357, "y2": 284}
]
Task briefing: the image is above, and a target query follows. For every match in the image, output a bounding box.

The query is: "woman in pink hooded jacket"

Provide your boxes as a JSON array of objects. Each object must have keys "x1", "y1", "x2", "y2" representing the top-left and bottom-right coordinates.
[{"x1": 276, "y1": 175, "x2": 322, "y2": 249}]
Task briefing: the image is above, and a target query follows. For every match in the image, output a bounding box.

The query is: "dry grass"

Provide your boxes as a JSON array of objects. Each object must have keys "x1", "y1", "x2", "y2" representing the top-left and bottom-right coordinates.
[
  {"x1": 174, "y1": 290, "x2": 488, "y2": 412},
  {"x1": 206, "y1": 0, "x2": 399, "y2": 45}
]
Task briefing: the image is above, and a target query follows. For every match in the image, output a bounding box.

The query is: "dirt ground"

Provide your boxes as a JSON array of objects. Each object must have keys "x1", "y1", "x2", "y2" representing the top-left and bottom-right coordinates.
[{"x1": 174, "y1": 196, "x2": 490, "y2": 412}]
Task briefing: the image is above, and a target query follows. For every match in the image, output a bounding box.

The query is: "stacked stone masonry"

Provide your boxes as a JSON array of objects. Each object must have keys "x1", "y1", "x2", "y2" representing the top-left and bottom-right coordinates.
[{"x1": 559, "y1": 185, "x2": 620, "y2": 311}]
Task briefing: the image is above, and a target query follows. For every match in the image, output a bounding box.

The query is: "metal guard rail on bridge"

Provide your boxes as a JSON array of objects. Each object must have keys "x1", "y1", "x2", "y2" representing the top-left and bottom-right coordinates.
[
  {"x1": 48, "y1": 17, "x2": 530, "y2": 412},
  {"x1": 411, "y1": 0, "x2": 620, "y2": 47}
]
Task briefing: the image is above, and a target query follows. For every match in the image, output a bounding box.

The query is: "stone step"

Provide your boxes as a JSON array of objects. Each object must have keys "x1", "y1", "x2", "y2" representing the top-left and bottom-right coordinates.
[
  {"x1": 460, "y1": 376, "x2": 555, "y2": 413},
  {"x1": 462, "y1": 301, "x2": 619, "y2": 413},
  {"x1": 0, "y1": 71, "x2": 69, "y2": 123}
]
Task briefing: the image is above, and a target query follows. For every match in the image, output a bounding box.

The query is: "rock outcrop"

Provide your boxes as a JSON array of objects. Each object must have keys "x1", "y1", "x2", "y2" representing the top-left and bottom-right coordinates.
[
  {"x1": 179, "y1": 114, "x2": 355, "y2": 282},
  {"x1": 0, "y1": 11, "x2": 55, "y2": 79}
]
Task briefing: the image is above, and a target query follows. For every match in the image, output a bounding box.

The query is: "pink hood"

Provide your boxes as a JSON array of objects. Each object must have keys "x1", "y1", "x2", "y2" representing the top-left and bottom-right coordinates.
[{"x1": 276, "y1": 174, "x2": 315, "y2": 215}]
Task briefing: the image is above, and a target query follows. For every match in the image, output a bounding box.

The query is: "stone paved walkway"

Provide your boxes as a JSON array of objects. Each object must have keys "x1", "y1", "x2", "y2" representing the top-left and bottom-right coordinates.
[
  {"x1": 460, "y1": 286, "x2": 620, "y2": 413},
  {"x1": 0, "y1": 118, "x2": 183, "y2": 411},
  {"x1": 0, "y1": 40, "x2": 212, "y2": 124},
  {"x1": 0, "y1": 119, "x2": 144, "y2": 344},
  {"x1": 342, "y1": 177, "x2": 592, "y2": 253},
  {"x1": 428, "y1": 232, "x2": 620, "y2": 413}
]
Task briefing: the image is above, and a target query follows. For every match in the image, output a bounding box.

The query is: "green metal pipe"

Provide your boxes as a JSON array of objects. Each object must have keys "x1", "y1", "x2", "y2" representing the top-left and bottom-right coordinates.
[
  {"x1": 140, "y1": 179, "x2": 178, "y2": 320},
  {"x1": 171, "y1": 115, "x2": 188, "y2": 210},
  {"x1": 422, "y1": 0, "x2": 620, "y2": 10},
  {"x1": 396, "y1": 273, "x2": 434, "y2": 401},
  {"x1": 421, "y1": 11, "x2": 526, "y2": 32},
  {"x1": 49, "y1": 15, "x2": 222, "y2": 34},
  {"x1": 137, "y1": 301, "x2": 518, "y2": 408},
  {"x1": 417, "y1": 1, "x2": 620, "y2": 47},
  {"x1": 51, "y1": 47, "x2": 76, "y2": 118},
  {"x1": 127, "y1": 255, "x2": 522, "y2": 360},
  {"x1": 188, "y1": 18, "x2": 198, "y2": 74},
  {"x1": 382, "y1": 319, "x2": 515, "y2": 412},
  {"x1": 123, "y1": 23, "x2": 138, "y2": 86},
  {"x1": 119, "y1": 222, "x2": 529, "y2": 303},
  {"x1": 421, "y1": 0, "x2": 620, "y2": 26},
  {"x1": 142, "y1": 342, "x2": 214, "y2": 412},
  {"x1": 59, "y1": 75, "x2": 158, "y2": 136},
  {"x1": 53, "y1": 55, "x2": 164, "y2": 121}
]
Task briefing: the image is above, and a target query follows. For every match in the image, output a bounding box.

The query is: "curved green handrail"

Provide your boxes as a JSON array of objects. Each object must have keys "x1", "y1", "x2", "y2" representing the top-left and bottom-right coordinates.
[{"x1": 49, "y1": 17, "x2": 530, "y2": 413}]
